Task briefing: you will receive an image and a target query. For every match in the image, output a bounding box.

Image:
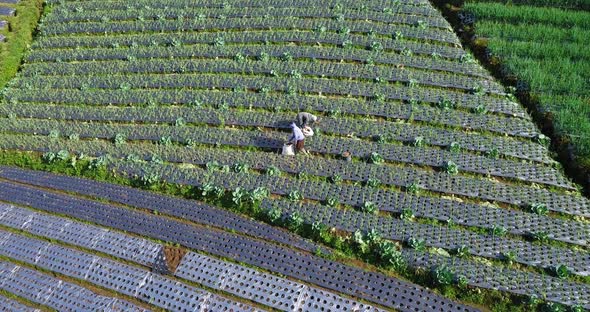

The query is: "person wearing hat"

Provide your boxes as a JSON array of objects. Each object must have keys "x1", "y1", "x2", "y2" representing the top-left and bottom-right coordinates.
[
  {"x1": 288, "y1": 122, "x2": 307, "y2": 154},
  {"x1": 296, "y1": 112, "x2": 318, "y2": 128}
]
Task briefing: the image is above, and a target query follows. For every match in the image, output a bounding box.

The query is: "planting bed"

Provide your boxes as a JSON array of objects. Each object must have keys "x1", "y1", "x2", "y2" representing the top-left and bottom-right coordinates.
[
  {"x1": 0, "y1": 0, "x2": 588, "y2": 310},
  {"x1": 0, "y1": 176, "x2": 475, "y2": 312}
]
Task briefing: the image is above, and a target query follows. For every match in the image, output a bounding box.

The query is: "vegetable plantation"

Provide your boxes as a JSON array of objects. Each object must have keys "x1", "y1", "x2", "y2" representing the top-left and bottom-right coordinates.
[
  {"x1": 458, "y1": 0, "x2": 590, "y2": 189},
  {"x1": 0, "y1": 0, "x2": 588, "y2": 311}
]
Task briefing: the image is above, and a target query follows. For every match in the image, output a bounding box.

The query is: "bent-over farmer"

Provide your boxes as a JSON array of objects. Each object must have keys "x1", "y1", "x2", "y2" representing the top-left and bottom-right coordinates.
[
  {"x1": 296, "y1": 112, "x2": 318, "y2": 128},
  {"x1": 288, "y1": 122, "x2": 307, "y2": 154}
]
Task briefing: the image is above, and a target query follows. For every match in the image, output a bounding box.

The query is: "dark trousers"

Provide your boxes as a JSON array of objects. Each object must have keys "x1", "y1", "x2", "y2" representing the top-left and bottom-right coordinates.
[{"x1": 296, "y1": 140, "x2": 305, "y2": 152}]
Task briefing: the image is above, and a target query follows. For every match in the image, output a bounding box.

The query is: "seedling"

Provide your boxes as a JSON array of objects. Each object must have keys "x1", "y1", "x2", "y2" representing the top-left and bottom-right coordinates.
[
  {"x1": 296, "y1": 171, "x2": 308, "y2": 179},
  {"x1": 552, "y1": 264, "x2": 570, "y2": 279},
  {"x1": 287, "y1": 212, "x2": 304, "y2": 231},
  {"x1": 412, "y1": 136, "x2": 425, "y2": 147},
  {"x1": 140, "y1": 171, "x2": 161, "y2": 186},
  {"x1": 233, "y1": 52, "x2": 245, "y2": 62},
  {"x1": 406, "y1": 182, "x2": 420, "y2": 194},
  {"x1": 159, "y1": 136, "x2": 172, "y2": 146},
  {"x1": 361, "y1": 201, "x2": 379, "y2": 214},
  {"x1": 150, "y1": 154, "x2": 163, "y2": 164},
  {"x1": 470, "y1": 85, "x2": 485, "y2": 96},
  {"x1": 280, "y1": 52, "x2": 293, "y2": 62},
  {"x1": 49, "y1": 129, "x2": 60, "y2": 139},
  {"x1": 406, "y1": 237, "x2": 426, "y2": 251},
  {"x1": 401, "y1": 48, "x2": 413, "y2": 56},
  {"x1": 172, "y1": 116, "x2": 186, "y2": 127},
  {"x1": 56, "y1": 150, "x2": 70, "y2": 161},
  {"x1": 437, "y1": 97, "x2": 455, "y2": 110},
  {"x1": 212, "y1": 36, "x2": 225, "y2": 46},
  {"x1": 324, "y1": 196, "x2": 339, "y2": 207},
  {"x1": 372, "y1": 134, "x2": 385, "y2": 144},
  {"x1": 257, "y1": 52, "x2": 270, "y2": 62},
  {"x1": 329, "y1": 174, "x2": 343, "y2": 184},
  {"x1": 341, "y1": 40, "x2": 353, "y2": 49},
  {"x1": 486, "y1": 148, "x2": 500, "y2": 159},
  {"x1": 528, "y1": 203, "x2": 548, "y2": 215},
  {"x1": 529, "y1": 231, "x2": 549, "y2": 243},
  {"x1": 265, "y1": 166, "x2": 281, "y2": 176},
  {"x1": 368, "y1": 152, "x2": 384, "y2": 164},
  {"x1": 125, "y1": 154, "x2": 141, "y2": 162},
  {"x1": 231, "y1": 187, "x2": 248, "y2": 207},
  {"x1": 338, "y1": 26, "x2": 350, "y2": 34},
  {"x1": 431, "y1": 265, "x2": 454, "y2": 286},
  {"x1": 42, "y1": 152, "x2": 56, "y2": 163},
  {"x1": 455, "y1": 245, "x2": 469, "y2": 258},
  {"x1": 369, "y1": 41, "x2": 383, "y2": 52},
  {"x1": 266, "y1": 206, "x2": 282, "y2": 224},
  {"x1": 375, "y1": 240, "x2": 406, "y2": 271},
  {"x1": 489, "y1": 225, "x2": 507, "y2": 236},
  {"x1": 456, "y1": 275, "x2": 468, "y2": 288},
  {"x1": 449, "y1": 142, "x2": 461, "y2": 153},
  {"x1": 88, "y1": 155, "x2": 110, "y2": 169},
  {"x1": 542, "y1": 302, "x2": 565, "y2": 312},
  {"x1": 415, "y1": 20, "x2": 427, "y2": 30},
  {"x1": 536, "y1": 134, "x2": 551, "y2": 146},
  {"x1": 400, "y1": 208, "x2": 414, "y2": 221},
  {"x1": 472, "y1": 104, "x2": 488, "y2": 114},
  {"x1": 231, "y1": 162, "x2": 249, "y2": 173},
  {"x1": 288, "y1": 190, "x2": 304, "y2": 201},
  {"x1": 289, "y1": 70, "x2": 302, "y2": 79},
  {"x1": 501, "y1": 251, "x2": 517, "y2": 265},
  {"x1": 443, "y1": 161, "x2": 459, "y2": 175},
  {"x1": 365, "y1": 178, "x2": 381, "y2": 188},
  {"x1": 373, "y1": 93, "x2": 386, "y2": 102}
]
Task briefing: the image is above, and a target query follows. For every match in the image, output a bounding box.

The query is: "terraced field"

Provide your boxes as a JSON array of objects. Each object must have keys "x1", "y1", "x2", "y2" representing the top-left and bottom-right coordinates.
[{"x1": 0, "y1": 0, "x2": 588, "y2": 311}]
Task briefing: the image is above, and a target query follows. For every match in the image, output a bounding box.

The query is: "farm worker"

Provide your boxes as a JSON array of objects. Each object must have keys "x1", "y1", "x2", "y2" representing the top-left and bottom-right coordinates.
[
  {"x1": 288, "y1": 122, "x2": 307, "y2": 154},
  {"x1": 296, "y1": 112, "x2": 318, "y2": 128}
]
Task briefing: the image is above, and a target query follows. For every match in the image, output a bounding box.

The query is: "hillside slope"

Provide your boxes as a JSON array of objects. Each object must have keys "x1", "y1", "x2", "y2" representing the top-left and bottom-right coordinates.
[{"x1": 0, "y1": 0, "x2": 588, "y2": 310}]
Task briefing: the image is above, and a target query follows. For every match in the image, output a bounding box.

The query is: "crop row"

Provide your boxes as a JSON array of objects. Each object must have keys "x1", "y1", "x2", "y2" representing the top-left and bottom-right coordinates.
[
  {"x1": 0, "y1": 135, "x2": 586, "y2": 273},
  {"x1": 108, "y1": 161, "x2": 590, "y2": 277},
  {"x1": 0, "y1": 292, "x2": 39, "y2": 312},
  {"x1": 41, "y1": 15, "x2": 456, "y2": 46},
  {"x1": 404, "y1": 250, "x2": 590, "y2": 309},
  {"x1": 0, "y1": 203, "x2": 378, "y2": 311},
  {"x1": 5, "y1": 172, "x2": 589, "y2": 310},
  {"x1": 7, "y1": 164, "x2": 590, "y2": 308},
  {"x1": 464, "y1": 2, "x2": 590, "y2": 29},
  {"x1": 27, "y1": 28, "x2": 464, "y2": 62},
  {"x1": 7, "y1": 73, "x2": 523, "y2": 117},
  {"x1": 43, "y1": 6, "x2": 454, "y2": 34},
  {"x1": 3, "y1": 134, "x2": 586, "y2": 244},
  {"x1": 0, "y1": 261, "x2": 146, "y2": 311},
  {"x1": 0, "y1": 179, "x2": 472, "y2": 312},
  {"x1": 25, "y1": 42, "x2": 490, "y2": 79},
  {"x1": 3, "y1": 89, "x2": 538, "y2": 137},
  {"x1": 21, "y1": 58, "x2": 504, "y2": 95},
  {"x1": 0, "y1": 118, "x2": 570, "y2": 188},
  {"x1": 2, "y1": 133, "x2": 572, "y2": 218},
  {"x1": 0, "y1": 164, "x2": 325, "y2": 254},
  {"x1": 0, "y1": 203, "x2": 163, "y2": 267},
  {"x1": 0, "y1": 229, "x2": 261, "y2": 311},
  {"x1": 51, "y1": 0, "x2": 433, "y2": 16},
  {"x1": 0, "y1": 103, "x2": 549, "y2": 163},
  {"x1": 264, "y1": 197, "x2": 590, "y2": 309}
]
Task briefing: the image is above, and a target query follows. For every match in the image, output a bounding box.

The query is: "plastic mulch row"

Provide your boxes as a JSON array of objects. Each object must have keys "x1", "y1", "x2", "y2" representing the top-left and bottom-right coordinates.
[
  {"x1": 0, "y1": 261, "x2": 146, "y2": 311},
  {"x1": 4, "y1": 90, "x2": 537, "y2": 136},
  {"x1": 0, "y1": 179, "x2": 478, "y2": 312},
  {"x1": 108, "y1": 162, "x2": 590, "y2": 275},
  {"x1": 0, "y1": 202, "x2": 384, "y2": 311},
  {"x1": 0, "y1": 231, "x2": 260, "y2": 312}
]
